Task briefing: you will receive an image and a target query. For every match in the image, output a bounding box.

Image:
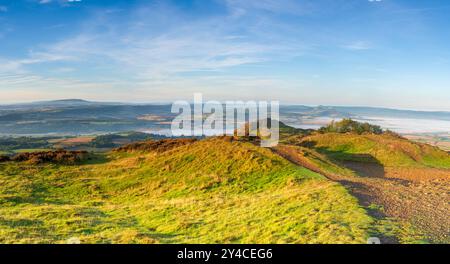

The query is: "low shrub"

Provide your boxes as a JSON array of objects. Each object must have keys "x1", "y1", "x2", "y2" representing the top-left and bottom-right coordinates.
[
  {"x1": 11, "y1": 150, "x2": 89, "y2": 164},
  {"x1": 0, "y1": 155, "x2": 10, "y2": 162},
  {"x1": 114, "y1": 138, "x2": 197, "y2": 153}
]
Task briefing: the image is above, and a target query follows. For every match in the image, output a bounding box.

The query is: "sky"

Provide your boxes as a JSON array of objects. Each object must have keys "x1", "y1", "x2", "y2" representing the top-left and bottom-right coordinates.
[{"x1": 0, "y1": 0, "x2": 449, "y2": 110}]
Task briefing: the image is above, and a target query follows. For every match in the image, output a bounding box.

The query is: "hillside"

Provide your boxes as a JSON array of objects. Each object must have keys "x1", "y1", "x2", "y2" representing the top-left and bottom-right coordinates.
[
  {"x1": 275, "y1": 132, "x2": 450, "y2": 243},
  {"x1": 0, "y1": 130, "x2": 448, "y2": 243},
  {"x1": 0, "y1": 137, "x2": 392, "y2": 244},
  {"x1": 301, "y1": 133, "x2": 450, "y2": 169}
]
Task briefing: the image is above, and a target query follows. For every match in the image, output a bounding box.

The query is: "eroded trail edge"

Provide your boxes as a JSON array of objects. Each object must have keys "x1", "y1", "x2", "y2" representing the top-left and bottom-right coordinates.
[{"x1": 273, "y1": 145, "x2": 450, "y2": 244}]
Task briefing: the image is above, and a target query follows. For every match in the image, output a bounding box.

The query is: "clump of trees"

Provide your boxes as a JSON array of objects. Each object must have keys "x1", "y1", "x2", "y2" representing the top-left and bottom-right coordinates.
[
  {"x1": 0, "y1": 150, "x2": 90, "y2": 165},
  {"x1": 0, "y1": 137, "x2": 52, "y2": 152},
  {"x1": 319, "y1": 119, "x2": 383, "y2": 135}
]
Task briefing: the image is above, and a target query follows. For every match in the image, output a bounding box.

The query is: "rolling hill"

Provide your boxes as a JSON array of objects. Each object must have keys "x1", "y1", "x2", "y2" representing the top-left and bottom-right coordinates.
[
  {"x1": 0, "y1": 137, "x2": 404, "y2": 244},
  {"x1": 300, "y1": 132, "x2": 450, "y2": 169}
]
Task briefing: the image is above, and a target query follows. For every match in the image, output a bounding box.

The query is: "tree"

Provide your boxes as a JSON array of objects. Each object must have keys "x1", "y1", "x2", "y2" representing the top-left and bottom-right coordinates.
[{"x1": 319, "y1": 119, "x2": 383, "y2": 135}]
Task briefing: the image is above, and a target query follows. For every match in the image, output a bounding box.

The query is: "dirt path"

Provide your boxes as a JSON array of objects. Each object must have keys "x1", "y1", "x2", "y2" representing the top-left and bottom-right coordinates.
[{"x1": 273, "y1": 146, "x2": 450, "y2": 243}]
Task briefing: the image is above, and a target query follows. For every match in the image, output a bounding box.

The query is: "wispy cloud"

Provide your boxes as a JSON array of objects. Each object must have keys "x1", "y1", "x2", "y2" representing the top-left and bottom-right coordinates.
[
  {"x1": 0, "y1": 1, "x2": 308, "y2": 102},
  {"x1": 0, "y1": 0, "x2": 392, "y2": 104},
  {"x1": 9, "y1": 2, "x2": 306, "y2": 78},
  {"x1": 38, "y1": 0, "x2": 83, "y2": 6},
  {"x1": 224, "y1": 0, "x2": 310, "y2": 16},
  {"x1": 0, "y1": 72, "x2": 118, "y2": 102},
  {"x1": 343, "y1": 41, "x2": 372, "y2": 51},
  {"x1": 2, "y1": 0, "x2": 450, "y2": 110}
]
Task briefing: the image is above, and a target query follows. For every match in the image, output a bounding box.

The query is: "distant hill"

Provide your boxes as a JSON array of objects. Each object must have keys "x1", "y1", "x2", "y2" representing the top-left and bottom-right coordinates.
[
  {"x1": 0, "y1": 100, "x2": 173, "y2": 135},
  {"x1": 0, "y1": 99, "x2": 112, "y2": 110},
  {"x1": 240, "y1": 119, "x2": 312, "y2": 139},
  {"x1": 0, "y1": 99, "x2": 449, "y2": 135},
  {"x1": 281, "y1": 105, "x2": 450, "y2": 121},
  {"x1": 29, "y1": 99, "x2": 99, "y2": 106}
]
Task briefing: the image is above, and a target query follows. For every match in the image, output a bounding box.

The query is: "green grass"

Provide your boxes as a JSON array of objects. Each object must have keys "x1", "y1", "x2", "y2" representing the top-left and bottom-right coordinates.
[
  {"x1": 0, "y1": 138, "x2": 384, "y2": 244},
  {"x1": 301, "y1": 133, "x2": 450, "y2": 169}
]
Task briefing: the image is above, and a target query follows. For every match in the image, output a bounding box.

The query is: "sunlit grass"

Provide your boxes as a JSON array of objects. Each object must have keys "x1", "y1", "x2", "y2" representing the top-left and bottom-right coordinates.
[
  {"x1": 301, "y1": 133, "x2": 450, "y2": 169},
  {"x1": 0, "y1": 138, "x2": 380, "y2": 244}
]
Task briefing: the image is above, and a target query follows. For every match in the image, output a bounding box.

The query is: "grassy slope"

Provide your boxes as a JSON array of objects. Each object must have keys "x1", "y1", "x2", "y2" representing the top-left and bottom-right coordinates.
[
  {"x1": 300, "y1": 133, "x2": 450, "y2": 169},
  {"x1": 286, "y1": 133, "x2": 450, "y2": 243},
  {"x1": 0, "y1": 138, "x2": 377, "y2": 244}
]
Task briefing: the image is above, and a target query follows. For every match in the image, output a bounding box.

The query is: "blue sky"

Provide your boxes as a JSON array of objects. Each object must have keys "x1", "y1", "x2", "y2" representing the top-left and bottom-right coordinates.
[{"x1": 0, "y1": 0, "x2": 449, "y2": 110}]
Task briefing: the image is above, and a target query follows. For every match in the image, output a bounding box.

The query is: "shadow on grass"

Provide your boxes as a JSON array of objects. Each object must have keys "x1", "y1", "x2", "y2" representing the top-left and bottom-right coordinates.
[
  {"x1": 300, "y1": 140, "x2": 386, "y2": 178},
  {"x1": 0, "y1": 217, "x2": 44, "y2": 228},
  {"x1": 297, "y1": 140, "x2": 401, "y2": 243},
  {"x1": 81, "y1": 153, "x2": 111, "y2": 165}
]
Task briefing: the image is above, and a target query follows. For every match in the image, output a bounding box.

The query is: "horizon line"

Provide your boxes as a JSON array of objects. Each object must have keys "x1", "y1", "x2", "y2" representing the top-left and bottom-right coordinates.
[{"x1": 1, "y1": 98, "x2": 450, "y2": 113}]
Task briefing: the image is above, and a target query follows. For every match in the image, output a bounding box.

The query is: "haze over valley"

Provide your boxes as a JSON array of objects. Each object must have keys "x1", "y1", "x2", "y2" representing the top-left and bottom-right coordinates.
[{"x1": 1, "y1": 99, "x2": 449, "y2": 151}]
